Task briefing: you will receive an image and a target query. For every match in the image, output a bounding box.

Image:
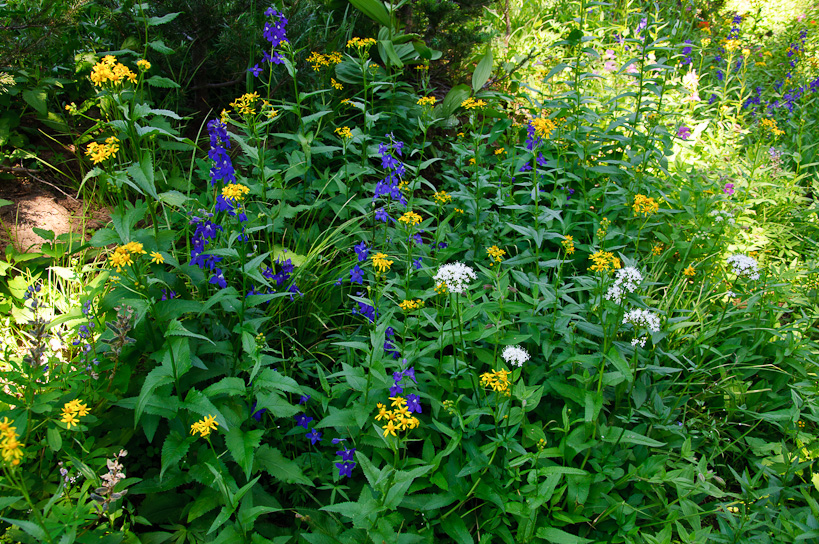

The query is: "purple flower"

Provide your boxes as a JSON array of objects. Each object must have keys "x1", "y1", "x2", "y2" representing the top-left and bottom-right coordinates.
[
  {"x1": 403, "y1": 366, "x2": 417, "y2": 383},
  {"x1": 332, "y1": 438, "x2": 346, "y2": 444},
  {"x1": 677, "y1": 125, "x2": 691, "y2": 140},
  {"x1": 375, "y1": 208, "x2": 391, "y2": 223},
  {"x1": 413, "y1": 258, "x2": 422, "y2": 270},
  {"x1": 294, "y1": 413, "x2": 313, "y2": 429},
  {"x1": 405, "y1": 394, "x2": 422, "y2": 414},
  {"x1": 288, "y1": 283, "x2": 302, "y2": 301},
  {"x1": 389, "y1": 383, "x2": 404, "y2": 396},
  {"x1": 299, "y1": 395, "x2": 311, "y2": 404},
  {"x1": 350, "y1": 265, "x2": 364, "y2": 284},
  {"x1": 724, "y1": 183, "x2": 735, "y2": 195},
  {"x1": 336, "y1": 447, "x2": 356, "y2": 461},
  {"x1": 336, "y1": 461, "x2": 355, "y2": 478},
  {"x1": 249, "y1": 64, "x2": 263, "y2": 77},
  {"x1": 354, "y1": 241, "x2": 368, "y2": 262},
  {"x1": 306, "y1": 428, "x2": 322, "y2": 445}
]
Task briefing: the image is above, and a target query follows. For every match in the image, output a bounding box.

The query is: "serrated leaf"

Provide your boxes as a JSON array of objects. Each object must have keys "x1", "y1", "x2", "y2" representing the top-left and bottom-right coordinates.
[
  {"x1": 161, "y1": 431, "x2": 191, "y2": 481},
  {"x1": 135, "y1": 365, "x2": 174, "y2": 424},
  {"x1": 146, "y1": 76, "x2": 180, "y2": 89},
  {"x1": 147, "y1": 12, "x2": 181, "y2": 26},
  {"x1": 148, "y1": 40, "x2": 174, "y2": 54},
  {"x1": 183, "y1": 389, "x2": 229, "y2": 431},
  {"x1": 255, "y1": 445, "x2": 313, "y2": 486},
  {"x1": 204, "y1": 377, "x2": 246, "y2": 398},
  {"x1": 225, "y1": 427, "x2": 264, "y2": 480},
  {"x1": 166, "y1": 319, "x2": 215, "y2": 345}
]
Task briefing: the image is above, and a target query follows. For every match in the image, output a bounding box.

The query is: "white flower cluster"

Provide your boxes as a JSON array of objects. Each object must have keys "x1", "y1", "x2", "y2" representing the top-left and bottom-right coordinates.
[
  {"x1": 727, "y1": 254, "x2": 760, "y2": 280},
  {"x1": 502, "y1": 345, "x2": 530, "y2": 367},
  {"x1": 622, "y1": 309, "x2": 661, "y2": 333},
  {"x1": 604, "y1": 266, "x2": 643, "y2": 303},
  {"x1": 709, "y1": 210, "x2": 735, "y2": 225},
  {"x1": 434, "y1": 262, "x2": 477, "y2": 295},
  {"x1": 631, "y1": 337, "x2": 647, "y2": 348}
]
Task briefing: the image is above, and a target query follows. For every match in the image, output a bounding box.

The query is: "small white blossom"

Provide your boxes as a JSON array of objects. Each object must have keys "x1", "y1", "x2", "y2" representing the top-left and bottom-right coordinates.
[
  {"x1": 726, "y1": 254, "x2": 760, "y2": 280},
  {"x1": 604, "y1": 266, "x2": 643, "y2": 303},
  {"x1": 631, "y1": 336, "x2": 647, "y2": 348},
  {"x1": 725, "y1": 290, "x2": 736, "y2": 298},
  {"x1": 502, "y1": 345, "x2": 530, "y2": 367},
  {"x1": 434, "y1": 262, "x2": 477, "y2": 295},
  {"x1": 622, "y1": 309, "x2": 661, "y2": 332}
]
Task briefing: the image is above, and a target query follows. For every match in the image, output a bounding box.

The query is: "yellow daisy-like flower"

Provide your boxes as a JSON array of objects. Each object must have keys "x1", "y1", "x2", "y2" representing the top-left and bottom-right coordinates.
[
  {"x1": 1, "y1": 434, "x2": 24, "y2": 465},
  {"x1": 417, "y1": 96, "x2": 436, "y2": 106},
  {"x1": 382, "y1": 420, "x2": 398, "y2": 437},
  {"x1": 0, "y1": 417, "x2": 16, "y2": 437},
  {"x1": 398, "y1": 211, "x2": 423, "y2": 226},
  {"x1": 461, "y1": 97, "x2": 487, "y2": 110},
  {"x1": 632, "y1": 194, "x2": 659, "y2": 217},
  {"x1": 109, "y1": 249, "x2": 133, "y2": 272},
  {"x1": 136, "y1": 59, "x2": 151, "y2": 71},
  {"x1": 561, "y1": 235, "x2": 575, "y2": 255},
  {"x1": 347, "y1": 37, "x2": 377, "y2": 49},
  {"x1": 374, "y1": 403, "x2": 389, "y2": 421},
  {"x1": 372, "y1": 252, "x2": 393, "y2": 274},
  {"x1": 398, "y1": 299, "x2": 424, "y2": 311},
  {"x1": 487, "y1": 245, "x2": 506, "y2": 263},
  {"x1": 122, "y1": 241, "x2": 146, "y2": 255},
  {"x1": 494, "y1": 148, "x2": 506, "y2": 155},
  {"x1": 683, "y1": 265, "x2": 696, "y2": 277},
  {"x1": 190, "y1": 415, "x2": 219, "y2": 438},
  {"x1": 531, "y1": 117, "x2": 557, "y2": 139},
  {"x1": 335, "y1": 126, "x2": 352, "y2": 139},
  {"x1": 60, "y1": 411, "x2": 80, "y2": 429},
  {"x1": 222, "y1": 183, "x2": 250, "y2": 202},
  {"x1": 331, "y1": 78, "x2": 343, "y2": 91},
  {"x1": 433, "y1": 191, "x2": 451, "y2": 205},
  {"x1": 150, "y1": 251, "x2": 164, "y2": 264},
  {"x1": 588, "y1": 251, "x2": 621, "y2": 273},
  {"x1": 454, "y1": 208, "x2": 464, "y2": 214},
  {"x1": 389, "y1": 396, "x2": 406, "y2": 408}
]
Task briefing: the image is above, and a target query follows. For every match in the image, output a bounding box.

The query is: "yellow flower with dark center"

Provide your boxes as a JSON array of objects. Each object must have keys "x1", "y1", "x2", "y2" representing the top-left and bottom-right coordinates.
[
  {"x1": 190, "y1": 415, "x2": 219, "y2": 438},
  {"x1": 85, "y1": 138, "x2": 120, "y2": 164},
  {"x1": 589, "y1": 251, "x2": 621, "y2": 273},
  {"x1": 561, "y1": 235, "x2": 575, "y2": 255},
  {"x1": 633, "y1": 194, "x2": 659, "y2": 217},
  {"x1": 150, "y1": 252, "x2": 164, "y2": 264},
  {"x1": 335, "y1": 126, "x2": 352, "y2": 139},
  {"x1": 222, "y1": 183, "x2": 250, "y2": 202},
  {"x1": 372, "y1": 253, "x2": 393, "y2": 273},
  {"x1": 398, "y1": 211, "x2": 423, "y2": 226},
  {"x1": 487, "y1": 245, "x2": 506, "y2": 263}
]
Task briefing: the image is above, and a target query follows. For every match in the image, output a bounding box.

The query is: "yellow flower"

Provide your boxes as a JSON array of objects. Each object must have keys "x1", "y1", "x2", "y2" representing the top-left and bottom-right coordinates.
[
  {"x1": 454, "y1": 208, "x2": 464, "y2": 214},
  {"x1": 347, "y1": 37, "x2": 377, "y2": 50},
  {"x1": 0, "y1": 418, "x2": 15, "y2": 438},
  {"x1": 382, "y1": 420, "x2": 398, "y2": 437},
  {"x1": 531, "y1": 117, "x2": 557, "y2": 139},
  {"x1": 109, "y1": 248, "x2": 133, "y2": 272},
  {"x1": 122, "y1": 241, "x2": 146, "y2": 255},
  {"x1": 1, "y1": 434, "x2": 23, "y2": 465},
  {"x1": 137, "y1": 59, "x2": 151, "y2": 71},
  {"x1": 389, "y1": 396, "x2": 406, "y2": 408},
  {"x1": 61, "y1": 411, "x2": 80, "y2": 429},
  {"x1": 331, "y1": 78, "x2": 343, "y2": 90},
  {"x1": 588, "y1": 251, "x2": 621, "y2": 273},
  {"x1": 85, "y1": 138, "x2": 120, "y2": 164},
  {"x1": 230, "y1": 92, "x2": 260, "y2": 116},
  {"x1": 487, "y1": 245, "x2": 506, "y2": 263},
  {"x1": 222, "y1": 183, "x2": 250, "y2": 202},
  {"x1": 150, "y1": 251, "x2": 164, "y2": 264},
  {"x1": 374, "y1": 403, "x2": 389, "y2": 421},
  {"x1": 652, "y1": 243, "x2": 663, "y2": 256},
  {"x1": 433, "y1": 190, "x2": 452, "y2": 205},
  {"x1": 398, "y1": 299, "x2": 424, "y2": 311},
  {"x1": 190, "y1": 415, "x2": 219, "y2": 438},
  {"x1": 417, "y1": 96, "x2": 436, "y2": 106},
  {"x1": 632, "y1": 194, "x2": 659, "y2": 217},
  {"x1": 683, "y1": 265, "x2": 696, "y2": 277},
  {"x1": 398, "y1": 211, "x2": 423, "y2": 226},
  {"x1": 759, "y1": 118, "x2": 784, "y2": 137},
  {"x1": 468, "y1": 157, "x2": 476, "y2": 165},
  {"x1": 461, "y1": 97, "x2": 487, "y2": 109},
  {"x1": 561, "y1": 235, "x2": 575, "y2": 255},
  {"x1": 494, "y1": 148, "x2": 506, "y2": 155},
  {"x1": 335, "y1": 126, "x2": 352, "y2": 139},
  {"x1": 372, "y1": 252, "x2": 393, "y2": 274}
]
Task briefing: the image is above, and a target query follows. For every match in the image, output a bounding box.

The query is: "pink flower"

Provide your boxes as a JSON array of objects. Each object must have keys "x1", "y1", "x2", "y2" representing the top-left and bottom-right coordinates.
[
  {"x1": 724, "y1": 183, "x2": 735, "y2": 195},
  {"x1": 604, "y1": 60, "x2": 617, "y2": 72}
]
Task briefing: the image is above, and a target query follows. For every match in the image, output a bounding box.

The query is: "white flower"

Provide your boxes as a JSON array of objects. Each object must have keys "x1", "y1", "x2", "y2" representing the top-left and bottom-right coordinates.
[
  {"x1": 726, "y1": 254, "x2": 760, "y2": 280},
  {"x1": 631, "y1": 336, "x2": 647, "y2": 348},
  {"x1": 604, "y1": 266, "x2": 643, "y2": 303},
  {"x1": 502, "y1": 345, "x2": 530, "y2": 367},
  {"x1": 434, "y1": 262, "x2": 477, "y2": 295},
  {"x1": 622, "y1": 308, "x2": 661, "y2": 333}
]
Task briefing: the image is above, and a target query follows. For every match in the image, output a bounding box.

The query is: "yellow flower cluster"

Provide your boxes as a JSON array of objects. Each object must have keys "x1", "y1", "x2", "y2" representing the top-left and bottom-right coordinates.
[
  {"x1": 454, "y1": 208, "x2": 465, "y2": 214},
  {"x1": 262, "y1": 100, "x2": 278, "y2": 119},
  {"x1": 398, "y1": 211, "x2": 423, "y2": 226},
  {"x1": 532, "y1": 117, "x2": 557, "y2": 139},
  {"x1": 374, "y1": 397, "x2": 420, "y2": 437},
  {"x1": 480, "y1": 369, "x2": 511, "y2": 395},
  {"x1": 85, "y1": 137, "x2": 120, "y2": 164},
  {"x1": 230, "y1": 92, "x2": 260, "y2": 116},
  {"x1": 494, "y1": 148, "x2": 506, "y2": 155},
  {"x1": 372, "y1": 252, "x2": 393, "y2": 273},
  {"x1": 0, "y1": 418, "x2": 23, "y2": 466},
  {"x1": 60, "y1": 399, "x2": 90, "y2": 430},
  {"x1": 759, "y1": 118, "x2": 784, "y2": 137},
  {"x1": 461, "y1": 97, "x2": 487, "y2": 110},
  {"x1": 331, "y1": 78, "x2": 343, "y2": 90},
  {"x1": 433, "y1": 190, "x2": 452, "y2": 205},
  {"x1": 633, "y1": 194, "x2": 659, "y2": 217},
  {"x1": 487, "y1": 245, "x2": 506, "y2": 264},
  {"x1": 724, "y1": 39, "x2": 740, "y2": 52},
  {"x1": 109, "y1": 241, "x2": 147, "y2": 272},
  {"x1": 399, "y1": 299, "x2": 425, "y2": 311},
  {"x1": 597, "y1": 217, "x2": 611, "y2": 238},
  {"x1": 589, "y1": 251, "x2": 621, "y2": 273},
  {"x1": 136, "y1": 59, "x2": 151, "y2": 71},
  {"x1": 417, "y1": 96, "x2": 436, "y2": 106},
  {"x1": 561, "y1": 235, "x2": 575, "y2": 255},
  {"x1": 191, "y1": 415, "x2": 219, "y2": 438},
  {"x1": 683, "y1": 265, "x2": 696, "y2": 277},
  {"x1": 90, "y1": 55, "x2": 137, "y2": 87},
  {"x1": 335, "y1": 126, "x2": 352, "y2": 139},
  {"x1": 306, "y1": 51, "x2": 343, "y2": 71},
  {"x1": 347, "y1": 37, "x2": 377, "y2": 49},
  {"x1": 222, "y1": 183, "x2": 250, "y2": 202},
  {"x1": 652, "y1": 243, "x2": 664, "y2": 256}
]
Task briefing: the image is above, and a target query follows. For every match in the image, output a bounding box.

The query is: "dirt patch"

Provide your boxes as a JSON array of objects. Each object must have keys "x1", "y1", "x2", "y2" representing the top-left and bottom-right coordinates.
[{"x1": 0, "y1": 174, "x2": 109, "y2": 254}]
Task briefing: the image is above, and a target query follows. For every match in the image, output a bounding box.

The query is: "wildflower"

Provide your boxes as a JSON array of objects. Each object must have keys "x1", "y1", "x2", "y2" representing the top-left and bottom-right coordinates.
[
  {"x1": 1, "y1": 431, "x2": 23, "y2": 466},
  {"x1": 632, "y1": 194, "x2": 659, "y2": 216},
  {"x1": 530, "y1": 117, "x2": 557, "y2": 141},
  {"x1": 390, "y1": 396, "x2": 406, "y2": 409},
  {"x1": 724, "y1": 183, "x2": 735, "y2": 195},
  {"x1": 677, "y1": 125, "x2": 691, "y2": 140},
  {"x1": 727, "y1": 254, "x2": 760, "y2": 280},
  {"x1": 305, "y1": 428, "x2": 322, "y2": 445},
  {"x1": 374, "y1": 403, "x2": 389, "y2": 421},
  {"x1": 347, "y1": 37, "x2": 377, "y2": 50},
  {"x1": 349, "y1": 264, "x2": 364, "y2": 284},
  {"x1": 85, "y1": 137, "x2": 120, "y2": 164},
  {"x1": 375, "y1": 208, "x2": 391, "y2": 223},
  {"x1": 354, "y1": 241, "x2": 368, "y2": 262},
  {"x1": 294, "y1": 413, "x2": 313, "y2": 429},
  {"x1": 622, "y1": 309, "x2": 661, "y2": 332},
  {"x1": 561, "y1": 235, "x2": 575, "y2": 255},
  {"x1": 417, "y1": 96, "x2": 436, "y2": 106},
  {"x1": 405, "y1": 394, "x2": 422, "y2": 414},
  {"x1": 149, "y1": 251, "x2": 164, "y2": 264},
  {"x1": 335, "y1": 126, "x2": 352, "y2": 139},
  {"x1": 207, "y1": 120, "x2": 235, "y2": 185},
  {"x1": 372, "y1": 253, "x2": 393, "y2": 274},
  {"x1": 597, "y1": 218, "x2": 611, "y2": 238},
  {"x1": 336, "y1": 447, "x2": 356, "y2": 461},
  {"x1": 299, "y1": 395, "x2": 310, "y2": 404},
  {"x1": 604, "y1": 266, "x2": 643, "y2": 303},
  {"x1": 494, "y1": 148, "x2": 506, "y2": 155},
  {"x1": 486, "y1": 245, "x2": 506, "y2": 264},
  {"x1": 588, "y1": 251, "x2": 621, "y2": 273},
  {"x1": 382, "y1": 420, "x2": 398, "y2": 437},
  {"x1": 330, "y1": 78, "x2": 343, "y2": 90},
  {"x1": 249, "y1": 64, "x2": 263, "y2": 77},
  {"x1": 759, "y1": 118, "x2": 784, "y2": 137},
  {"x1": 480, "y1": 369, "x2": 511, "y2": 394},
  {"x1": 652, "y1": 243, "x2": 663, "y2": 256},
  {"x1": 683, "y1": 265, "x2": 695, "y2": 277},
  {"x1": 461, "y1": 97, "x2": 487, "y2": 109},
  {"x1": 336, "y1": 461, "x2": 356, "y2": 478},
  {"x1": 89, "y1": 56, "x2": 137, "y2": 87},
  {"x1": 136, "y1": 59, "x2": 151, "y2": 71},
  {"x1": 434, "y1": 262, "x2": 476, "y2": 295},
  {"x1": 433, "y1": 191, "x2": 451, "y2": 205},
  {"x1": 190, "y1": 415, "x2": 219, "y2": 438},
  {"x1": 501, "y1": 345, "x2": 530, "y2": 367},
  {"x1": 399, "y1": 211, "x2": 423, "y2": 226}
]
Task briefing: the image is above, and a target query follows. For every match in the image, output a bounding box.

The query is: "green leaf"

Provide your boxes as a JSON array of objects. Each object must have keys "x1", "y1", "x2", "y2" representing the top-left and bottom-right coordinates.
[
  {"x1": 160, "y1": 431, "x2": 191, "y2": 481},
  {"x1": 146, "y1": 76, "x2": 180, "y2": 89},
  {"x1": 606, "y1": 346, "x2": 633, "y2": 383},
  {"x1": 147, "y1": 12, "x2": 181, "y2": 26},
  {"x1": 183, "y1": 389, "x2": 229, "y2": 431},
  {"x1": 0, "y1": 496, "x2": 22, "y2": 511},
  {"x1": 135, "y1": 365, "x2": 174, "y2": 424},
  {"x1": 440, "y1": 515, "x2": 473, "y2": 544},
  {"x1": 126, "y1": 155, "x2": 158, "y2": 199},
  {"x1": 204, "y1": 377, "x2": 246, "y2": 398},
  {"x1": 148, "y1": 40, "x2": 174, "y2": 54},
  {"x1": 379, "y1": 40, "x2": 404, "y2": 68},
  {"x1": 166, "y1": 319, "x2": 215, "y2": 345},
  {"x1": 255, "y1": 445, "x2": 313, "y2": 486},
  {"x1": 225, "y1": 427, "x2": 264, "y2": 480},
  {"x1": 348, "y1": 0, "x2": 391, "y2": 28},
  {"x1": 254, "y1": 392, "x2": 299, "y2": 418},
  {"x1": 383, "y1": 465, "x2": 433, "y2": 509},
  {"x1": 0, "y1": 517, "x2": 47, "y2": 541},
  {"x1": 158, "y1": 190, "x2": 188, "y2": 206},
  {"x1": 440, "y1": 84, "x2": 471, "y2": 118},
  {"x1": 471, "y1": 47, "x2": 493, "y2": 92},
  {"x1": 535, "y1": 527, "x2": 592, "y2": 544},
  {"x1": 47, "y1": 427, "x2": 62, "y2": 452},
  {"x1": 601, "y1": 427, "x2": 665, "y2": 448},
  {"x1": 22, "y1": 89, "x2": 47, "y2": 116}
]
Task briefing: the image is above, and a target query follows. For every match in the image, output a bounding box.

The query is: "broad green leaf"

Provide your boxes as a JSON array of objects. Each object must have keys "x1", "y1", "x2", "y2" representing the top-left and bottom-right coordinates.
[
  {"x1": 440, "y1": 84, "x2": 471, "y2": 118},
  {"x1": 147, "y1": 12, "x2": 181, "y2": 26},
  {"x1": 46, "y1": 427, "x2": 61, "y2": 452},
  {"x1": 204, "y1": 377, "x2": 246, "y2": 398},
  {"x1": 471, "y1": 47, "x2": 493, "y2": 92},
  {"x1": 22, "y1": 89, "x2": 47, "y2": 115},
  {"x1": 535, "y1": 527, "x2": 592, "y2": 544},
  {"x1": 225, "y1": 427, "x2": 264, "y2": 480},
  {"x1": 135, "y1": 365, "x2": 174, "y2": 424},
  {"x1": 348, "y1": 0, "x2": 391, "y2": 28},
  {"x1": 256, "y1": 445, "x2": 313, "y2": 486},
  {"x1": 146, "y1": 76, "x2": 180, "y2": 89},
  {"x1": 160, "y1": 431, "x2": 191, "y2": 481},
  {"x1": 183, "y1": 389, "x2": 229, "y2": 430},
  {"x1": 166, "y1": 318, "x2": 215, "y2": 345},
  {"x1": 126, "y1": 155, "x2": 158, "y2": 199}
]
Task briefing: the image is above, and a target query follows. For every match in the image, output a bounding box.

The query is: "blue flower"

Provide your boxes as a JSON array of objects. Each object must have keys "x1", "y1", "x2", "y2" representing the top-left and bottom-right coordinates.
[
  {"x1": 389, "y1": 383, "x2": 404, "y2": 396},
  {"x1": 249, "y1": 64, "x2": 263, "y2": 77},
  {"x1": 405, "y1": 394, "x2": 422, "y2": 414},
  {"x1": 336, "y1": 447, "x2": 356, "y2": 461},
  {"x1": 306, "y1": 428, "x2": 322, "y2": 445},
  {"x1": 413, "y1": 258, "x2": 422, "y2": 270},
  {"x1": 403, "y1": 366, "x2": 417, "y2": 383},
  {"x1": 354, "y1": 241, "x2": 369, "y2": 262},
  {"x1": 375, "y1": 208, "x2": 391, "y2": 223},
  {"x1": 294, "y1": 413, "x2": 313, "y2": 429},
  {"x1": 349, "y1": 265, "x2": 364, "y2": 284},
  {"x1": 336, "y1": 461, "x2": 356, "y2": 478},
  {"x1": 288, "y1": 283, "x2": 302, "y2": 301}
]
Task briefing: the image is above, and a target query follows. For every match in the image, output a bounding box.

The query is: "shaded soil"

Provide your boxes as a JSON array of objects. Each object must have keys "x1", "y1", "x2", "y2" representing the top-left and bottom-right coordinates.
[{"x1": 0, "y1": 174, "x2": 109, "y2": 254}]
